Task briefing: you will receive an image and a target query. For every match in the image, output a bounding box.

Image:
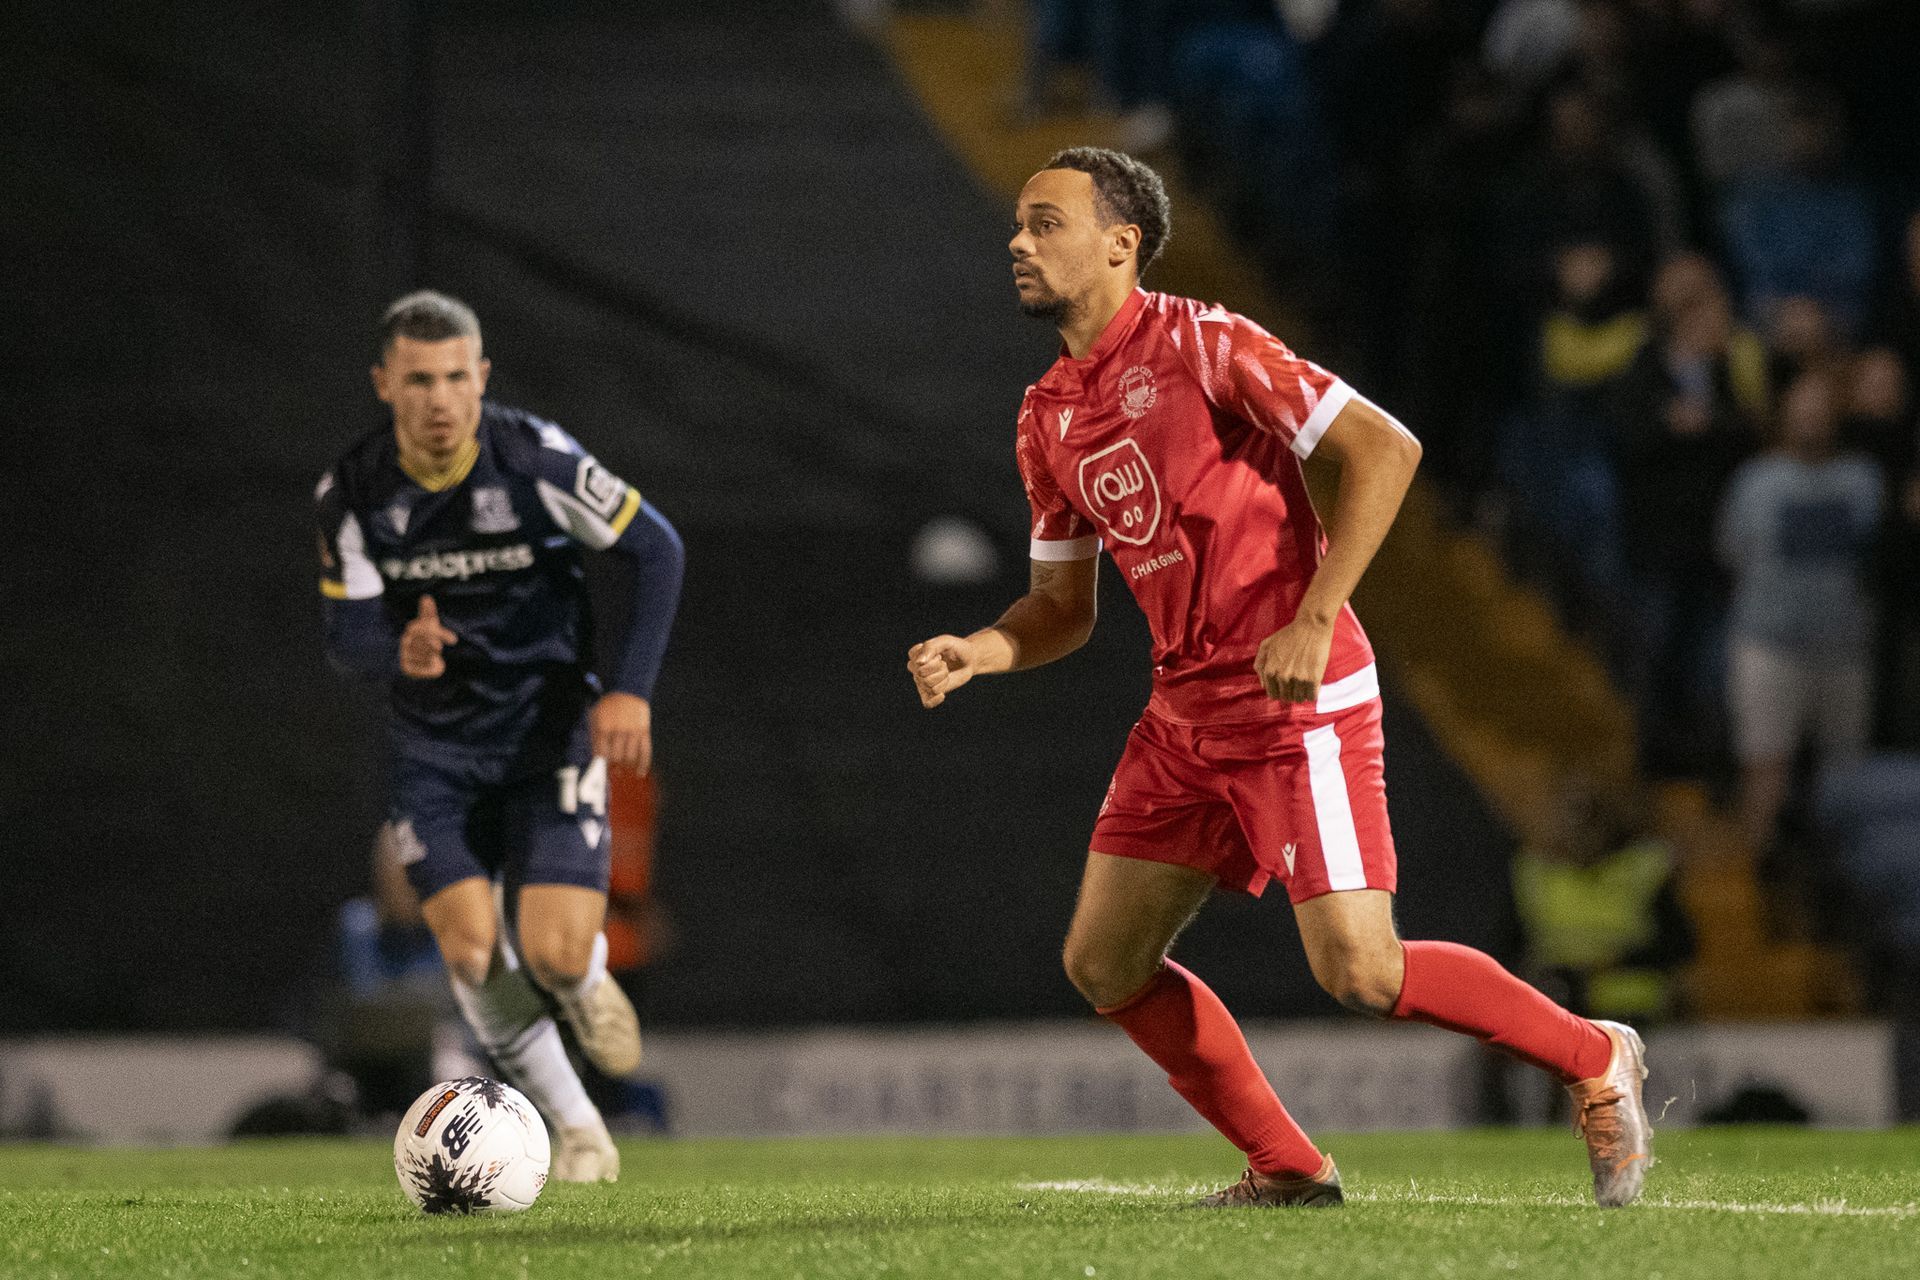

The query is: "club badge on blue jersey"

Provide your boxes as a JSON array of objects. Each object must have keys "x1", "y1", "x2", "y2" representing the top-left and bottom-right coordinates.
[{"x1": 470, "y1": 486, "x2": 520, "y2": 534}]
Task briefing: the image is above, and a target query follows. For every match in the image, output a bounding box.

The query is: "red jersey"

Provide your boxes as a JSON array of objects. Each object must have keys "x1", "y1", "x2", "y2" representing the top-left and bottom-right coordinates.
[{"x1": 1016, "y1": 289, "x2": 1392, "y2": 725}]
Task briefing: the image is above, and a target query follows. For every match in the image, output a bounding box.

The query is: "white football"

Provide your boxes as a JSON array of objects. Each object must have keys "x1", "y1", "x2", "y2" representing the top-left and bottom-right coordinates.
[{"x1": 394, "y1": 1077, "x2": 550, "y2": 1214}]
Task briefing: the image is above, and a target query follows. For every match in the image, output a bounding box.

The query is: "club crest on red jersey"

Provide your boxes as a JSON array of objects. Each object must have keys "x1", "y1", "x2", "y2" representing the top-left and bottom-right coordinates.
[
  {"x1": 1078, "y1": 438, "x2": 1161, "y2": 546},
  {"x1": 1117, "y1": 364, "x2": 1157, "y2": 419}
]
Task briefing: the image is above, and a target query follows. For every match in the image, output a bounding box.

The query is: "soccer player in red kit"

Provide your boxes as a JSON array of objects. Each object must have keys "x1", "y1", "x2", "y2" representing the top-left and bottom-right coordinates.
[{"x1": 908, "y1": 149, "x2": 1652, "y2": 1208}]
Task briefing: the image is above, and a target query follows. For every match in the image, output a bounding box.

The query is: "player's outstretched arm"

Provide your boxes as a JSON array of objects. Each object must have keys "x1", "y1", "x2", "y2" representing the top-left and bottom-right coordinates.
[
  {"x1": 908, "y1": 555, "x2": 1097, "y2": 708},
  {"x1": 593, "y1": 499, "x2": 685, "y2": 775},
  {"x1": 1255, "y1": 398, "x2": 1421, "y2": 703}
]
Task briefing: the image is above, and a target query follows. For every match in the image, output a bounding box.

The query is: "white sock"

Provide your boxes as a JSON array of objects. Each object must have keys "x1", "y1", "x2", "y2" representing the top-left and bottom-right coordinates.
[{"x1": 448, "y1": 953, "x2": 602, "y2": 1133}]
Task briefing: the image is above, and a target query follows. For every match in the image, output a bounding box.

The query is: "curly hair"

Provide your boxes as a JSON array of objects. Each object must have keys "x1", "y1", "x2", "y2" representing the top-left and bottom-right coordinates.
[
  {"x1": 378, "y1": 290, "x2": 481, "y2": 359},
  {"x1": 1045, "y1": 147, "x2": 1172, "y2": 277}
]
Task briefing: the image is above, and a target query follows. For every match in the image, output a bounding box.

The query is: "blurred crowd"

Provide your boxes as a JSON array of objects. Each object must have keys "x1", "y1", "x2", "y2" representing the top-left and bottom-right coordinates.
[{"x1": 1023, "y1": 0, "x2": 1920, "y2": 1006}]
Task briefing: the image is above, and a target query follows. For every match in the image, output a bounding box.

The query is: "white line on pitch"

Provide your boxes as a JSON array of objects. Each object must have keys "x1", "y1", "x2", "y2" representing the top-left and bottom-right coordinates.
[{"x1": 1015, "y1": 1181, "x2": 1919, "y2": 1219}]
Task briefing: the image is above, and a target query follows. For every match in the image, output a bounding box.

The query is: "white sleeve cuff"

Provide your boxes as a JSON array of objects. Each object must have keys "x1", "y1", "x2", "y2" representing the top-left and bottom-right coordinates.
[
  {"x1": 1029, "y1": 535, "x2": 1101, "y2": 561},
  {"x1": 1291, "y1": 379, "x2": 1356, "y2": 459}
]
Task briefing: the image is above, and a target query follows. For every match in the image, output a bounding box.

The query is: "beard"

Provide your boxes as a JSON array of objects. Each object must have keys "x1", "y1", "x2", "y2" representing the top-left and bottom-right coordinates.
[
  {"x1": 1019, "y1": 296, "x2": 1071, "y2": 322},
  {"x1": 1018, "y1": 285, "x2": 1076, "y2": 324}
]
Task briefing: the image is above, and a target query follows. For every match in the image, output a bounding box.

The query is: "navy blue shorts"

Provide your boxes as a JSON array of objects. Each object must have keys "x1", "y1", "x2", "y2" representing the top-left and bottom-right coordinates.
[{"x1": 386, "y1": 720, "x2": 611, "y2": 902}]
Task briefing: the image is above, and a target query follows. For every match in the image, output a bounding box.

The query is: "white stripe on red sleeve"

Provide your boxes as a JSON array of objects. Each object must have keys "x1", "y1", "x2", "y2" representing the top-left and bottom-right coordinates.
[
  {"x1": 1029, "y1": 535, "x2": 1101, "y2": 561},
  {"x1": 1291, "y1": 379, "x2": 1356, "y2": 459}
]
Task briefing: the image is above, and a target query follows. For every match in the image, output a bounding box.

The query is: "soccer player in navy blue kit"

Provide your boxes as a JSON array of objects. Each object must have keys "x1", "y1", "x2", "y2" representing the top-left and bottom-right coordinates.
[{"x1": 316, "y1": 291, "x2": 684, "y2": 1181}]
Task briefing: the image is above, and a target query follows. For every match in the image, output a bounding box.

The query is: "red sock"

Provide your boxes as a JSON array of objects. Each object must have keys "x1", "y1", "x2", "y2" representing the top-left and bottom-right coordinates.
[
  {"x1": 1098, "y1": 960, "x2": 1323, "y2": 1178},
  {"x1": 1392, "y1": 940, "x2": 1612, "y2": 1082}
]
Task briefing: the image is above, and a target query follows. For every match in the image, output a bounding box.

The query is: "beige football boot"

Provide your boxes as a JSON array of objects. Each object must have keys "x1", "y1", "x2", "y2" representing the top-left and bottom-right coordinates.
[
  {"x1": 1194, "y1": 1155, "x2": 1344, "y2": 1208},
  {"x1": 1566, "y1": 1020, "x2": 1653, "y2": 1207},
  {"x1": 551, "y1": 1122, "x2": 621, "y2": 1182},
  {"x1": 559, "y1": 976, "x2": 644, "y2": 1078}
]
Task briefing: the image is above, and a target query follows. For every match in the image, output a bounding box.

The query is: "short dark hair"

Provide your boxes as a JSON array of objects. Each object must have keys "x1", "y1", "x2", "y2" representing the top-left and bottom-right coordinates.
[
  {"x1": 377, "y1": 290, "x2": 481, "y2": 360},
  {"x1": 1044, "y1": 147, "x2": 1172, "y2": 277}
]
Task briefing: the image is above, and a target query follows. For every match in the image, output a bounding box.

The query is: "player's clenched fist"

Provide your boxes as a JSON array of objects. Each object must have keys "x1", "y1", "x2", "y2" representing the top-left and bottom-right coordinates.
[
  {"x1": 591, "y1": 691, "x2": 653, "y2": 776},
  {"x1": 1254, "y1": 615, "x2": 1334, "y2": 704},
  {"x1": 908, "y1": 635, "x2": 978, "y2": 708},
  {"x1": 399, "y1": 594, "x2": 458, "y2": 678}
]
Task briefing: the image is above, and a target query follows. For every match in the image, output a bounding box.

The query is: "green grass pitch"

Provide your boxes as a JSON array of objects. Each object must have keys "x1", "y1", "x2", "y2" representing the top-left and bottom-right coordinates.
[{"x1": 4, "y1": 1128, "x2": 1915, "y2": 1278}]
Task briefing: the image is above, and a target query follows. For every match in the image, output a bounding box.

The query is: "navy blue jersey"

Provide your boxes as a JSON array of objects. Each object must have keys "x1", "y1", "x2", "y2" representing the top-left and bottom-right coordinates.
[{"x1": 316, "y1": 401, "x2": 647, "y2": 755}]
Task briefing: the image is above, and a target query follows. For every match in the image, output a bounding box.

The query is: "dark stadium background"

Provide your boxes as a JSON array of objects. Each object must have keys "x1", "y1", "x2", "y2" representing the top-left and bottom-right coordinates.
[{"x1": 0, "y1": 0, "x2": 1518, "y2": 1034}]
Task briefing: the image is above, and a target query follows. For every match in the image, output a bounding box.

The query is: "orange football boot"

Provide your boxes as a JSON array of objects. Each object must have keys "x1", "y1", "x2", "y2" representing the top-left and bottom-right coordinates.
[{"x1": 1567, "y1": 1020, "x2": 1653, "y2": 1207}]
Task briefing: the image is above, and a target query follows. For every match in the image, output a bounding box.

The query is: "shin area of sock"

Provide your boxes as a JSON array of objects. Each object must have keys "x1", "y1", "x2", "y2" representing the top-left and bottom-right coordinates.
[
  {"x1": 1099, "y1": 961, "x2": 1323, "y2": 1177},
  {"x1": 449, "y1": 967, "x2": 602, "y2": 1130},
  {"x1": 1392, "y1": 940, "x2": 1612, "y2": 1082}
]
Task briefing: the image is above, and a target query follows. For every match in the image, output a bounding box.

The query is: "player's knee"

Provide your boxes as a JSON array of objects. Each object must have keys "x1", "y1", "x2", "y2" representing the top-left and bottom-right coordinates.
[
  {"x1": 1062, "y1": 937, "x2": 1159, "y2": 1010},
  {"x1": 437, "y1": 937, "x2": 495, "y2": 988},
  {"x1": 1314, "y1": 950, "x2": 1403, "y2": 1017},
  {"x1": 521, "y1": 933, "x2": 594, "y2": 992}
]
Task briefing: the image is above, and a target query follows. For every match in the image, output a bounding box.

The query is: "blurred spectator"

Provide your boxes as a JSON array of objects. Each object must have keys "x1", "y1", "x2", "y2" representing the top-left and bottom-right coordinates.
[
  {"x1": 1497, "y1": 82, "x2": 1661, "y2": 311},
  {"x1": 1690, "y1": 23, "x2": 1800, "y2": 187},
  {"x1": 1550, "y1": 3, "x2": 1691, "y2": 256},
  {"x1": 332, "y1": 826, "x2": 449, "y2": 1120},
  {"x1": 1541, "y1": 240, "x2": 1649, "y2": 396},
  {"x1": 1763, "y1": 293, "x2": 1844, "y2": 385},
  {"x1": 1842, "y1": 347, "x2": 1915, "y2": 482},
  {"x1": 1496, "y1": 240, "x2": 1645, "y2": 596},
  {"x1": 1608, "y1": 253, "x2": 1764, "y2": 774},
  {"x1": 1482, "y1": 0, "x2": 1581, "y2": 91},
  {"x1": 1717, "y1": 368, "x2": 1882, "y2": 853},
  {"x1": 1511, "y1": 775, "x2": 1695, "y2": 1024},
  {"x1": 337, "y1": 821, "x2": 442, "y2": 999},
  {"x1": 1718, "y1": 93, "x2": 1876, "y2": 339}
]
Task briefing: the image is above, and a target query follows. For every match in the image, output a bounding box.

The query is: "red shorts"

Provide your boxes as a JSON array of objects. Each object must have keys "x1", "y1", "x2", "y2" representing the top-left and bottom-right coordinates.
[{"x1": 1090, "y1": 697, "x2": 1398, "y2": 903}]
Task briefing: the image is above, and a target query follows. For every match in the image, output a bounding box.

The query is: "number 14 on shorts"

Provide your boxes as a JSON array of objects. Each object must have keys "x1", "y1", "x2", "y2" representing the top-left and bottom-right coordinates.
[{"x1": 557, "y1": 758, "x2": 609, "y2": 847}]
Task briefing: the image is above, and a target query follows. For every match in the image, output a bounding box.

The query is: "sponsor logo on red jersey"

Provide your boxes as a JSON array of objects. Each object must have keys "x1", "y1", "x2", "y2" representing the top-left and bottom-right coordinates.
[{"x1": 1078, "y1": 438, "x2": 1161, "y2": 546}]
